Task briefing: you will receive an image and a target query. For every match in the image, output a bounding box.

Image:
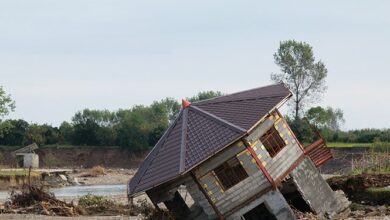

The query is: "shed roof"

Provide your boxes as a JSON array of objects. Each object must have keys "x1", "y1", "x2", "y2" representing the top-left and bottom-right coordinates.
[{"x1": 128, "y1": 83, "x2": 291, "y2": 196}]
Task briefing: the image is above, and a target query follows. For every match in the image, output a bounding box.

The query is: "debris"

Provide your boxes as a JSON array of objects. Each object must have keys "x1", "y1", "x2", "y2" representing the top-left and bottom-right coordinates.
[
  {"x1": 4, "y1": 184, "x2": 81, "y2": 216},
  {"x1": 58, "y1": 174, "x2": 67, "y2": 181}
]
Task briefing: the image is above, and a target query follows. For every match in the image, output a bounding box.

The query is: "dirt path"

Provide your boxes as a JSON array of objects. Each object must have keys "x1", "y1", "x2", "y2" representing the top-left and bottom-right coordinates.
[{"x1": 68, "y1": 168, "x2": 136, "y2": 185}]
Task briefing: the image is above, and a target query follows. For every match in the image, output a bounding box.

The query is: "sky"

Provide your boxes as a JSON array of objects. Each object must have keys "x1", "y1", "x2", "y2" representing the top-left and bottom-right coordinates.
[{"x1": 0, "y1": 1, "x2": 389, "y2": 130}]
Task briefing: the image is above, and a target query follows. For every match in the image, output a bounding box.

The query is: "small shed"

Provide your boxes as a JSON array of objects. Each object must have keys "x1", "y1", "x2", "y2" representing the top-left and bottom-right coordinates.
[{"x1": 13, "y1": 143, "x2": 39, "y2": 168}]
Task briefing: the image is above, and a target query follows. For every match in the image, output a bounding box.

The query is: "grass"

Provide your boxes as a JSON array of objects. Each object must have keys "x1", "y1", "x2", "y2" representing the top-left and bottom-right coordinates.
[
  {"x1": 327, "y1": 142, "x2": 374, "y2": 148},
  {"x1": 0, "y1": 170, "x2": 40, "y2": 177},
  {"x1": 0, "y1": 145, "x2": 21, "y2": 151},
  {"x1": 41, "y1": 144, "x2": 121, "y2": 149},
  {"x1": 0, "y1": 144, "x2": 122, "y2": 150},
  {"x1": 358, "y1": 187, "x2": 390, "y2": 205}
]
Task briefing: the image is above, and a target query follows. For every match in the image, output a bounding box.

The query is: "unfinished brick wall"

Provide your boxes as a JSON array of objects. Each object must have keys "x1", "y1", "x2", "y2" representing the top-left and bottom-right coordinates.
[{"x1": 185, "y1": 177, "x2": 218, "y2": 219}]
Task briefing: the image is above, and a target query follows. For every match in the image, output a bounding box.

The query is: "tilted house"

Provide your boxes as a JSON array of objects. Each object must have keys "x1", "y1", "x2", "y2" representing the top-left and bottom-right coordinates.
[{"x1": 128, "y1": 83, "x2": 348, "y2": 220}]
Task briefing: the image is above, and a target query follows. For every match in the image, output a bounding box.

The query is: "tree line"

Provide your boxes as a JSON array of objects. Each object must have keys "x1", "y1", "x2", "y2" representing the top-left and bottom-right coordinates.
[
  {"x1": 1, "y1": 40, "x2": 388, "y2": 151},
  {"x1": 0, "y1": 92, "x2": 222, "y2": 151}
]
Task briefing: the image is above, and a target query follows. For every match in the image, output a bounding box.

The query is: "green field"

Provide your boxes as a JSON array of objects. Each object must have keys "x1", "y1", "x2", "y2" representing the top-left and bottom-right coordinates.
[
  {"x1": 0, "y1": 169, "x2": 40, "y2": 177},
  {"x1": 327, "y1": 142, "x2": 374, "y2": 147}
]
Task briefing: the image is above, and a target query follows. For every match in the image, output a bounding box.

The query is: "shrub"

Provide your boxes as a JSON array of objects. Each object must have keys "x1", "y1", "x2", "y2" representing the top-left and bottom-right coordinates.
[
  {"x1": 89, "y1": 165, "x2": 105, "y2": 177},
  {"x1": 78, "y1": 194, "x2": 106, "y2": 207}
]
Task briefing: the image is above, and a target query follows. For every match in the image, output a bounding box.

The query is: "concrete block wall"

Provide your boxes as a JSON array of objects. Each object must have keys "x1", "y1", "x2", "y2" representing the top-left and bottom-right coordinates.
[
  {"x1": 245, "y1": 112, "x2": 304, "y2": 181},
  {"x1": 23, "y1": 153, "x2": 39, "y2": 168},
  {"x1": 290, "y1": 157, "x2": 345, "y2": 218},
  {"x1": 227, "y1": 189, "x2": 296, "y2": 220},
  {"x1": 193, "y1": 141, "x2": 270, "y2": 216},
  {"x1": 185, "y1": 177, "x2": 218, "y2": 219}
]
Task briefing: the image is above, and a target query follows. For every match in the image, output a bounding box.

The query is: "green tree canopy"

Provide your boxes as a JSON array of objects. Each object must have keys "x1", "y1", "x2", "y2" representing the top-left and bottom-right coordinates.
[
  {"x1": 0, "y1": 86, "x2": 16, "y2": 137},
  {"x1": 271, "y1": 40, "x2": 327, "y2": 120},
  {"x1": 188, "y1": 91, "x2": 222, "y2": 102},
  {"x1": 305, "y1": 106, "x2": 345, "y2": 131}
]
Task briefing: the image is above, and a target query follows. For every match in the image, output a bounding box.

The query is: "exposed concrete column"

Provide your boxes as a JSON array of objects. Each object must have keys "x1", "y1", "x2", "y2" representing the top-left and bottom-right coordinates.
[{"x1": 163, "y1": 191, "x2": 191, "y2": 219}]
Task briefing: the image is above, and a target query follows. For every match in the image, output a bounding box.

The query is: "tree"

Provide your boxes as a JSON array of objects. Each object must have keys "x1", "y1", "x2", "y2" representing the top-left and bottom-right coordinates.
[
  {"x1": 24, "y1": 124, "x2": 47, "y2": 146},
  {"x1": 271, "y1": 40, "x2": 327, "y2": 120},
  {"x1": 0, "y1": 119, "x2": 29, "y2": 146},
  {"x1": 59, "y1": 121, "x2": 74, "y2": 144},
  {"x1": 71, "y1": 109, "x2": 117, "y2": 146},
  {"x1": 305, "y1": 106, "x2": 345, "y2": 131},
  {"x1": 0, "y1": 86, "x2": 16, "y2": 137},
  {"x1": 188, "y1": 91, "x2": 222, "y2": 102},
  {"x1": 159, "y1": 98, "x2": 180, "y2": 124},
  {"x1": 115, "y1": 103, "x2": 169, "y2": 150}
]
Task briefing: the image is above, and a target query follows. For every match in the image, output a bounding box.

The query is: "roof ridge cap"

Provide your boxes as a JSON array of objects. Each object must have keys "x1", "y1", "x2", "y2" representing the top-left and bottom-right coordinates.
[
  {"x1": 192, "y1": 83, "x2": 286, "y2": 105},
  {"x1": 194, "y1": 93, "x2": 290, "y2": 106},
  {"x1": 179, "y1": 108, "x2": 188, "y2": 173},
  {"x1": 190, "y1": 105, "x2": 246, "y2": 133}
]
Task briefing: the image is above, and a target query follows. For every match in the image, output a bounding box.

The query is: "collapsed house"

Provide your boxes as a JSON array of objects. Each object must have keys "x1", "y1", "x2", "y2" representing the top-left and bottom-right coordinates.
[
  {"x1": 13, "y1": 143, "x2": 39, "y2": 168},
  {"x1": 128, "y1": 83, "x2": 348, "y2": 220}
]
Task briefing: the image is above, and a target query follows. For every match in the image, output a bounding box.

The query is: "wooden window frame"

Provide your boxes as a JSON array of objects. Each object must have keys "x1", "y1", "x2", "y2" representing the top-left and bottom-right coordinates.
[
  {"x1": 213, "y1": 156, "x2": 248, "y2": 190},
  {"x1": 260, "y1": 125, "x2": 286, "y2": 158}
]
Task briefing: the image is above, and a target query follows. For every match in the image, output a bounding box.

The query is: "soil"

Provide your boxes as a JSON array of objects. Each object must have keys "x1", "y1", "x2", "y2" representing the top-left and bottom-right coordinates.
[
  {"x1": 69, "y1": 168, "x2": 137, "y2": 185},
  {"x1": 328, "y1": 173, "x2": 390, "y2": 192},
  {"x1": 0, "y1": 215, "x2": 140, "y2": 220},
  {"x1": 0, "y1": 147, "x2": 147, "y2": 169},
  {"x1": 327, "y1": 173, "x2": 390, "y2": 206}
]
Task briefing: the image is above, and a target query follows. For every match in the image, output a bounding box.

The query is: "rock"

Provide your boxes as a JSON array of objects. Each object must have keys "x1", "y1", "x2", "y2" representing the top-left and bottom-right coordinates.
[
  {"x1": 365, "y1": 211, "x2": 380, "y2": 216},
  {"x1": 40, "y1": 208, "x2": 50, "y2": 215},
  {"x1": 378, "y1": 205, "x2": 387, "y2": 212},
  {"x1": 59, "y1": 174, "x2": 67, "y2": 181},
  {"x1": 350, "y1": 210, "x2": 365, "y2": 217},
  {"x1": 365, "y1": 206, "x2": 377, "y2": 213}
]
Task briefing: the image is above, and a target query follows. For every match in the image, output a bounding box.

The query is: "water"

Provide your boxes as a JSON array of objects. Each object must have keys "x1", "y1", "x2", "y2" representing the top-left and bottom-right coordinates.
[{"x1": 0, "y1": 184, "x2": 127, "y2": 201}]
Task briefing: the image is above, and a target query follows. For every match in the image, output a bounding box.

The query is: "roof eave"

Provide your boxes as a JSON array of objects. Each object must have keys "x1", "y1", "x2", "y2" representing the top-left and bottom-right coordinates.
[{"x1": 247, "y1": 92, "x2": 292, "y2": 134}]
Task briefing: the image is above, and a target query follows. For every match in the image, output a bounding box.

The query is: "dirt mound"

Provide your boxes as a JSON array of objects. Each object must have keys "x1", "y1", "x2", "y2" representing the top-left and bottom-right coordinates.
[
  {"x1": 328, "y1": 173, "x2": 390, "y2": 193},
  {"x1": 327, "y1": 174, "x2": 390, "y2": 205}
]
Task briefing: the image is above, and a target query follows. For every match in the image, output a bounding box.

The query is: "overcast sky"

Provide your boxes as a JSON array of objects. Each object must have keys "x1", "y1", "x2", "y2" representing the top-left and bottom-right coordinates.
[{"x1": 1, "y1": 1, "x2": 389, "y2": 130}]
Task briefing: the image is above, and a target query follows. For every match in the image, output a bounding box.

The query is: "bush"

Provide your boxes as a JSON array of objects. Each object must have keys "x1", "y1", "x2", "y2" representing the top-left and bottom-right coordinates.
[
  {"x1": 78, "y1": 194, "x2": 106, "y2": 207},
  {"x1": 89, "y1": 165, "x2": 105, "y2": 177}
]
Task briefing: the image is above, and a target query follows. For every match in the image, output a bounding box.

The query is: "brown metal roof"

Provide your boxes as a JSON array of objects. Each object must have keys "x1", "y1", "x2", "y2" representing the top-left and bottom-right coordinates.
[{"x1": 128, "y1": 83, "x2": 291, "y2": 196}]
